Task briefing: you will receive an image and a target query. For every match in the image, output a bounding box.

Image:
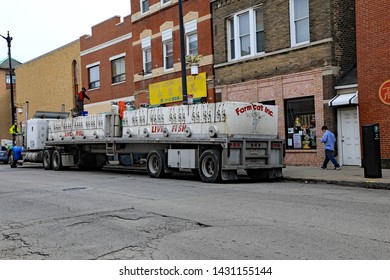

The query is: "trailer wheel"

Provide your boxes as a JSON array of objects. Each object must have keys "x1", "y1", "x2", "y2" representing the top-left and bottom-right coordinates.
[
  {"x1": 146, "y1": 150, "x2": 167, "y2": 178},
  {"x1": 198, "y1": 149, "x2": 221, "y2": 183},
  {"x1": 52, "y1": 150, "x2": 63, "y2": 171},
  {"x1": 9, "y1": 151, "x2": 17, "y2": 168},
  {"x1": 43, "y1": 150, "x2": 53, "y2": 170}
]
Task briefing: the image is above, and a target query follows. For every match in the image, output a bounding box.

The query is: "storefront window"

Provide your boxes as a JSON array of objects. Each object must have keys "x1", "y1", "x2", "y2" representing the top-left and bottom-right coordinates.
[{"x1": 285, "y1": 97, "x2": 316, "y2": 149}]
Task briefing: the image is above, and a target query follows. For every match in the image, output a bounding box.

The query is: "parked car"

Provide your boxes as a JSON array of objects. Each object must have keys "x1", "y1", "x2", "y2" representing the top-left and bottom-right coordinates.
[{"x1": 0, "y1": 146, "x2": 9, "y2": 164}]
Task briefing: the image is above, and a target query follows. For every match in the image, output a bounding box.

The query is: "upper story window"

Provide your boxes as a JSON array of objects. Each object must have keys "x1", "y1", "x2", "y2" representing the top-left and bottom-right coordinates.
[
  {"x1": 290, "y1": 0, "x2": 310, "y2": 46},
  {"x1": 187, "y1": 33, "x2": 198, "y2": 55},
  {"x1": 143, "y1": 48, "x2": 152, "y2": 75},
  {"x1": 185, "y1": 19, "x2": 198, "y2": 55},
  {"x1": 110, "y1": 54, "x2": 126, "y2": 84},
  {"x1": 87, "y1": 63, "x2": 100, "y2": 89},
  {"x1": 162, "y1": 29, "x2": 173, "y2": 71},
  {"x1": 161, "y1": 0, "x2": 170, "y2": 5},
  {"x1": 141, "y1": 37, "x2": 152, "y2": 75},
  {"x1": 163, "y1": 40, "x2": 173, "y2": 70},
  {"x1": 6, "y1": 74, "x2": 16, "y2": 85},
  {"x1": 227, "y1": 8, "x2": 264, "y2": 61},
  {"x1": 141, "y1": 0, "x2": 149, "y2": 14}
]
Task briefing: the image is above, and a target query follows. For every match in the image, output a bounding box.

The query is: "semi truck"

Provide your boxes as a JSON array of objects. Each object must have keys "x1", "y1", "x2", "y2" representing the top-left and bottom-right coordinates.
[{"x1": 9, "y1": 101, "x2": 285, "y2": 183}]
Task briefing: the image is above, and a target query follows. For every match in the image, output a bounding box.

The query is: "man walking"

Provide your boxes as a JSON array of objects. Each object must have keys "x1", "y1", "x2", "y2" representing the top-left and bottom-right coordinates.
[{"x1": 320, "y1": 125, "x2": 341, "y2": 170}]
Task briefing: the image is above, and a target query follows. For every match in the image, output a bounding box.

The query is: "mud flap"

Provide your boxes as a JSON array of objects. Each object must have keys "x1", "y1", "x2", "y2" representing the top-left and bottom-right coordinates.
[{"x1": 221, "y1": 170, "x2": 238, "y2": 181}]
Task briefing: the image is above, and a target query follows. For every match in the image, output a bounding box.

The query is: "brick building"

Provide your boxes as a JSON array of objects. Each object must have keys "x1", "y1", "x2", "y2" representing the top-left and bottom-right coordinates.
[
  {"x1": 14, "y1": 40, "x2": 81, "y2": 123},
  {"x1": 131, "y1": 0, "x2": 214, "y2": 107},
  {"x1": 80, "y1": 15, "x2": 134, "y2": 113},
  {"x1": 356, "y1": 0, "x2": 390, "y2": 168},
  {"x1": 211, "y1": 0, "x2": 356, "y2": 166},
  {"x1": 0, "y1": 58, "x2": 21, "y2": 140}
]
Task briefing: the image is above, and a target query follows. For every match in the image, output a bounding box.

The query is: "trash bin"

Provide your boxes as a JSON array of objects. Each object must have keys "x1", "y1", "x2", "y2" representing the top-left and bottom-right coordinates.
[{"x1": 362, "y1": 124, "x2": 382, "y2": 178}]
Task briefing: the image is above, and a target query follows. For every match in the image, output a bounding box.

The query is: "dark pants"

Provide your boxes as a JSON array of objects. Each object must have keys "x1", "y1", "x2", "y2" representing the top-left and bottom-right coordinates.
[
  {"x1": 322, "y1": 149, "x2": 340, "y2": 168},
  {"x1": 76, "y1": 99, "x2": 84, "y2": 115}
]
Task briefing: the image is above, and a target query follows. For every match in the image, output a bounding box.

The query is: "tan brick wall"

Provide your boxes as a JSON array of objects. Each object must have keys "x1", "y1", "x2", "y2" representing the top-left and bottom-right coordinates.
[
  {"x1": 15, "y1": 40, "x2": 81, "y2": 123},
  {"x1": 0, "y1": 69, "x2": 12, "y2": 140}
]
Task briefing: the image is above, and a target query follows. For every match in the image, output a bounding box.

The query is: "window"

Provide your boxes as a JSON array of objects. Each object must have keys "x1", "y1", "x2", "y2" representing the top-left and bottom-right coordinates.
[
  {"x1": 290, "y1": 0, "x2": 310, "y2": 46},
  {"x1": 161, "y1": 0, "x2": 170, "y2": 5},
  {"x1": 285, "y1": 97, "x2": 316, "y2": 150},
  {"x1": 255, "y1": 8, "x2": 265, "y2": 53},
  {"x1": 187, "y1": 32, "x2": 198, "y2": 55},
  {"x1": 111, "y1": 56, "x2": 126, "y2": 84},
  {"x1": 163, "y1": 40, "x2": 173, "y2": 70},
  {"x1": 143, "y1": 48, "x2": 152, "y2": 75},
  {"x1": 227, "y1": 8, "x2": 264, "y2": 61},
  {"x1": 6, "y1": 74, "x2": 16, "y2": 85},
  {"x1": 141, "y1": 0, "x2": 149, "y2": 13},
  {"x1": 185, "y1": 20, "x2": 198, "y2": 55},
  {"x1": 88, "y1": 64, "x2": 100, "y2": 89},
  {"x1": 142, "y1": 37, "x2": 152, "y2": 75}
]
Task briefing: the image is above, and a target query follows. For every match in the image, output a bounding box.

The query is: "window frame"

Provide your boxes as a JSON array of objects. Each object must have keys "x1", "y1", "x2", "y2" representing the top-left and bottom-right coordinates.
[
  {"x1": 5, "y1": 73, "x2": 16, "y2": 85},
  {"x1": 141, "y1": 0, "x2": 149, "y2": 14},
  {"x1": 186, "y1": 32, "x2": 198, "y2": 56},
  {"x1": 143, "y1": 47, "x2": 152, "y2": 75},
  {"x1": 227, "y1": 7, "x2": 264, "y2": 61},
  {"x1": 163, "y1": 40, "x2": 173, "y2": 71},
  {"x1": 87, "y1": 63, "x2": 100, "y2": 90},
  {"x1": 290, "y1": 0, "x2": 310, "y2": 47},
  {"x1": 161, "y1": 0, "x2": 170, "y2": 6},
  {"x1": 285, "y1": 97, "x2": 316, "y2": 150},
  {"x1": 111, "y1": 55, "x2": 126, "y2": 84}
]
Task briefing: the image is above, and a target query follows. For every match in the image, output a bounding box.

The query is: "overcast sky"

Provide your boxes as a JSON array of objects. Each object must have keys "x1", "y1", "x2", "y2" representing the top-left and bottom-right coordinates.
[{"x1": 0, "y1": 0, "x2": 130, "y2": 63}]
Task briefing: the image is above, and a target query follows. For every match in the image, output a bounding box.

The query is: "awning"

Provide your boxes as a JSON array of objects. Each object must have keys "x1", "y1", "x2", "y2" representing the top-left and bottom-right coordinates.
[{"x1": 328, "y1": 92, "x2": 358, "y2": 107}]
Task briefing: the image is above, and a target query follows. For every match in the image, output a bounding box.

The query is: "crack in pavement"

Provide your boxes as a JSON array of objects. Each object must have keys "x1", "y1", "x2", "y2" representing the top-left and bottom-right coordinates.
[{"x1": 0, "y1": 207, "x2": 211, "y2": 260}]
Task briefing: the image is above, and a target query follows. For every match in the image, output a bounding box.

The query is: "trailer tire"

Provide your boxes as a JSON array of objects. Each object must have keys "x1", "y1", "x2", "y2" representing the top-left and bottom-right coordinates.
[
  {"x1": 52, "y1": 150, "x2": 62, "y2": 171},
  {"x1": 146, "y1": 150, "x2": 167, "y2": 178},
  {"x1": 43, "y1": 150, "x2": 53, "y2": 170},
  {"x1": 199, "y1": 149, "x2": 221, "y2": 183},
  {"x1": 9, "y1": 151, "x2": 17, "y2": 168}
]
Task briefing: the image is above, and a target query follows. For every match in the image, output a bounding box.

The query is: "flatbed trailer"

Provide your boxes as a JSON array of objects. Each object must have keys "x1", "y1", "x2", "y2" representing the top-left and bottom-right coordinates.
[{"x1": 10, "y1": 101, "x2": 285, "y2": 183}]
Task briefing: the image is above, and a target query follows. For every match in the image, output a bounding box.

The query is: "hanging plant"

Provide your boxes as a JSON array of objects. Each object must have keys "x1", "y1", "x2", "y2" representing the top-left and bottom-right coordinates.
[{"x1": 185, "y1": 54, "x2": 203, "y2": 65}]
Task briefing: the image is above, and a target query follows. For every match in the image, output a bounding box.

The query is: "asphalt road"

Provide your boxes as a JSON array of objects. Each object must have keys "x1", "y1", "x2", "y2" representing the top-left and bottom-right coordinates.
[{"x1": 0, "y1": 163, "x2": 389, "y2": 260}]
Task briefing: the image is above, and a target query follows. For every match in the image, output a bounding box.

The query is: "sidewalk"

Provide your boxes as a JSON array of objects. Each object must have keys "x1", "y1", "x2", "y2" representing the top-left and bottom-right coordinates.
[{"x1": 283, "y1": 165, "x2": 390, "y2": 190}]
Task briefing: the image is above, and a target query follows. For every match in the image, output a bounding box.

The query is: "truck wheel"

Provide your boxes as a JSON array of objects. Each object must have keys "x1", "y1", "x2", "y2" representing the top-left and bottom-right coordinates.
[
  {"x1": 199, "y1": 149, "x2": 221, "y2": 183},
  {"x1": 52, "y1": 150, "x2": 63, "y2": 171},
  {"x1": 9, "y1": 151, "x2": 17, "y2": 168},
  {"x1": 146, "y1": 150, "x2": 167, "y2": 178},
  {"x1": 43, "y1": 150, "x2": 53, "y2": 170}
]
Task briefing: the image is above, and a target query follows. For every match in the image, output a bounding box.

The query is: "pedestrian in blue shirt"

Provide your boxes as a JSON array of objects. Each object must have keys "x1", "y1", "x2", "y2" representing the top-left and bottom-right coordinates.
[{"x1": 320, "y1": 125, "x2": 341, "y2": 170}]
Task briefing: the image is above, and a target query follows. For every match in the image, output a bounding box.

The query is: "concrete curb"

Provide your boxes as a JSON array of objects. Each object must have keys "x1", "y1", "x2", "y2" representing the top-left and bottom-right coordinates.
[{"x1": 284, "y1": 176, "x2": 390, "y2": 190}]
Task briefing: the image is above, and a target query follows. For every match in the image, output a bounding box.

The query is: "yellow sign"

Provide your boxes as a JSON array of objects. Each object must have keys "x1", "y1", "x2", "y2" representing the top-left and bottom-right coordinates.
[{"x1": 149, "y1": 72, "x2": 207, "y2": 105}]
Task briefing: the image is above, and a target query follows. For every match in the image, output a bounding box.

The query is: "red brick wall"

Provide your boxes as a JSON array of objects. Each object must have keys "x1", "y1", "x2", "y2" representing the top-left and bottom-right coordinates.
[
  {"x1": 79, "y1": 15, "x2": 134, "y2": 104},
  {"x1": 131, "y1": 0, "x2": 214, "y2": 105},
  {"x1": 356, "y1": 0, "x2": 390, "y2": 167}
]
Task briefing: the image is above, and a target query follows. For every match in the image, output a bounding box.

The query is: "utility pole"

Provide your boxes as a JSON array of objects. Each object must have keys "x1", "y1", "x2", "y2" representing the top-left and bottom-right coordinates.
[
  {"x1": 178, "y1": 0, "x2": 188, "y2": 105},
  {"x1": 1, "y1": 31, "x2": 16, "y2": 144}
]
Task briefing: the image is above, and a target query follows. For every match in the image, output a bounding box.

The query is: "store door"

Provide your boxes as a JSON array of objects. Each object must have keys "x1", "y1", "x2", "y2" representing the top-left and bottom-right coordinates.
[{"x1": 340, "y1": 108, "x2": 361, "y2": 165}]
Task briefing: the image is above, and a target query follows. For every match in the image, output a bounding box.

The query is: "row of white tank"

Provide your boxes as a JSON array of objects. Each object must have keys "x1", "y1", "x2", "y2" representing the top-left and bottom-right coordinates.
[{"x1": 47, "y1": 102, "x2": 278, "y2": 141}]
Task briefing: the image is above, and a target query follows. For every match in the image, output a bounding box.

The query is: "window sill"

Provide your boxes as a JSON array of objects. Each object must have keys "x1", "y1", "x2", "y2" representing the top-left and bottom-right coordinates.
[{"x1": 111, "y1": 81, "x2": 126, "y2": 86}]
